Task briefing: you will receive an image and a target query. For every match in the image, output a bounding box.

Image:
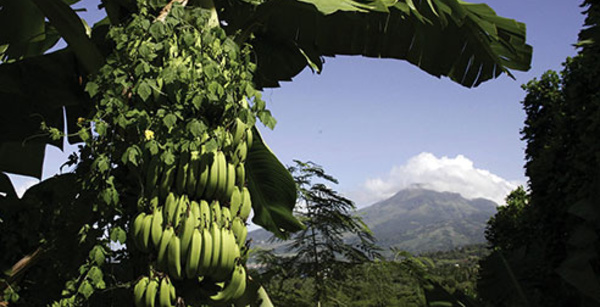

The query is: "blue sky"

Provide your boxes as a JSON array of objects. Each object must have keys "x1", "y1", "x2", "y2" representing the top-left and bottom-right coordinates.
[
  {"x1": 13, "y1": 0, "x2": 586, "y2": 207},
  {"x1": 258, "y1": 0, "x2": 585, "y2": 205}
]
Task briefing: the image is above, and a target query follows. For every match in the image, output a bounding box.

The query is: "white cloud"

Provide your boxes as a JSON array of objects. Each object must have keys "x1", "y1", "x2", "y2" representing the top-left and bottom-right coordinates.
[{"x1": 353, "y1": 152, "x2": 520, "y2": 207}]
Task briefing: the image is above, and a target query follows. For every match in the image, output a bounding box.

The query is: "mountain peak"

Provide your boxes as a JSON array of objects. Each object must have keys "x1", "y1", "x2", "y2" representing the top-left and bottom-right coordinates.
[
  {"x1": 248, "y1": 187, "x2": 499, "y2": 254},
  {"x1": 359, "y1": 187, "x2": 497, "y2": 253}
]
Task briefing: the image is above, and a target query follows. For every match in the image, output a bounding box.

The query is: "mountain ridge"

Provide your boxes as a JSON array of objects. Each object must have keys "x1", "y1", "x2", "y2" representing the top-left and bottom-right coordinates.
[{"x1": 249, "y1": 188, "x2": 498, "y2": 254}]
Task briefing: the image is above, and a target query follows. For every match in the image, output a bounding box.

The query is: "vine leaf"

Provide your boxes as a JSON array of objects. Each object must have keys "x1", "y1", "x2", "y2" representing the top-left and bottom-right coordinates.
[{"x1": 245, "y1": 127, "x2": 304, "y2": 239}]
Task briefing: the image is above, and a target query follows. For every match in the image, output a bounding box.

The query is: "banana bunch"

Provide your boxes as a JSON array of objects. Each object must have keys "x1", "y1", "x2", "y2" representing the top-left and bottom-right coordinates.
[
  {"x1": 133, "y1": 275, "x2": 177, "y2": 307},
  {"x1": 119, "y1": 8, "x2": 266, "y2": 305},
  {"x1": 130, "y1": 126, "x2": 254, "y2": 304},
  {"x1": 208, "y1": 263, "x2": 247, "y2": 303},
  {"x1": 142, "y1": 125, "x2": 253, "y2": 204}
]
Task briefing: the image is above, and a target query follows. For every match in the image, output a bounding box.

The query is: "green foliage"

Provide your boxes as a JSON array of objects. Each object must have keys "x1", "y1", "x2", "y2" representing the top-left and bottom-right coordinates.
[
  {"x1": 256, "y1": 160, "x2": 381, "y2": 305},
  {"x1": 0, "y1": 174, "x2": 103, "y2": 306},
  {"x1": 480, "y1": 2, "x2": 600, "y2": 305},
  {"x1": 217, "y1": 0, "x2": 532, "y2": 88},
  {"x1": 246, "y1": 129, "x2": 304, "y2": 239},
  {"x1": 484, "y1": 186, "x2": 533, "y2": 251},
  {"x1": 256, "y1": 245, "x2": 486, "y2": 307},
  {"x1": 0, "y1": 0, "x2": 534, "y2": 305}
]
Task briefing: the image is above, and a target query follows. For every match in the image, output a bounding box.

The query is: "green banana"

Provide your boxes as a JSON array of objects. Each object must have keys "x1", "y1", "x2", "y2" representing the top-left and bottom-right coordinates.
[
  {"x1": 190, "y1": 200, "x2": 202, "y2": 228},
  {"x1": 131, "y1": 212, "x2": 147, "y2": 250},
  {"x1": 157, "y1": 226, "x2": 174, "y2": 270},
  {"x1": 224, "y1": 162, "x2": 236, "y2": 201},
  {"x1": 235, "y1": 163, "x2": 245, "y2": 188},
  {"x1": 186, "y1": 150, "x2": 201, "y2": 197},
  {"x1": 169, "y1": 278, "x2": 176, "y2": 304},
  {"x1": 233, "y1": 141, "x2": 247, "y2": 165},
  {"x1": 185, "y1": 228, "x2": 202, "y2": 279},
  {"x1": 163, "y1": 192, "x2": 177, "y2": 227},
  {"x1": 213, "y1": 227, "x2": 234, "y2": 282},
  {"x1": 232, "y1": 118, "x2": 246, "y2": 146},
  {"x1": 230, "y1": 187, "x2": 242, "y2": 217},
  {"x1": 196, "y1": 150, "x2": 210, "y2": 198},
  {"x1": 245, "y1": 127, "x2": 253, "y2": 149},
  {"x1": 179, "y1": 208, "x2": 196, "y2": 262},
  {"x1": 210, "y1": 264, "x2": 246, "y2": 302},
  {"x1": 146, "y1": 154, "x2": 162, "y2": 194},
  {"x1": 167, "y1": 235, "x2": 183, "y2": 280},
  {"x1": 227, "y1": 230, "x2": 240, "y2": 274},
  {"x1": 210, "y1": 200, "x2": 222, "y2": 226},
  {"x1": 175, "y1": 150, "x2": 190, "y2": 195},
  {"x1": 198, "y1": 225, "x2": 213, "y2": 277},
  {"x1": 151, "y1": 206, "x2": 164, "y2": 248},
  {"x1": 159, "y1": 159, "x2": 177, "y2": 201},
  {"x1": 149, "y1": 192, "x2": 160, "y2": 211},
  {"x1": 139, "y1": 213, "x2": 154, "y2": 252},
  {"x1": 230, "y1": 265, "x2": 247, "y2": 301},
  {"x1": 173, "y1": 195, "x2": 189, "y2": 230},
  {"x1": 203, "y1": 151, "x2": 218, "y2": 200},
  {"x1": 145, "y1": 277, "x2": 159, "y2": 307},
  {"x1": 215, "y1": 150, "x2": 227, "y2": 200},
  {"x1": 199, "y1": 200, "x2": 210, "y2": 227},
  {"x1": 208, "y1": 221, "x2": 221, "y2": 275},
  {"x1": 239, "y1": 187, "x2": 252, "y2": 221},
  {"x1": 221, "y1": 206, "x2": 232, "y2": 229},
  {"x1": 133, "y1": 276, "x2": 149, "y2": 307},
  {"x1": 158, "y1": 276, "x2": 173, "y2": 307},
  {"x1": 231, "y1": 217, "x2": 247, "y2": 246}
]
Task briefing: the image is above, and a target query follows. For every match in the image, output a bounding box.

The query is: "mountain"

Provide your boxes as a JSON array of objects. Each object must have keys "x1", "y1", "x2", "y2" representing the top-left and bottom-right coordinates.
[
  {"x1": 359, "y1": 188, "x2": 497, "y2": 253},
  {"x1": 248, "y1": 187, "x2": 498, "y2": 254}
]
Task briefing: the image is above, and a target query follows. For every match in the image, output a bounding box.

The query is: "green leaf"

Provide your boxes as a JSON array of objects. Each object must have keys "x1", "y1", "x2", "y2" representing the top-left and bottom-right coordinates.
[
  {"x1": 0, "y1": 142, "x2": 46, "y2": 179},
  {"x1": 95, "y1": 121, "x2": 108, "y2": 136},
  {"x1": 89, "y1": 245, "x2": 105, "y2": 266},
  {"x1": 109, "y1": 226, "x2": 127, "y2": 244},
  {"x1": 0, "y1": 0, "x2": 46, "y2": 59},
  {"x1": 122, "y1": 146, "x2": 139, "y2": 166},
  {"x1": 257, "y1": 110, "x2": 277, "y2": 130},
  {"x1": 29, "y1": 0, "x2": 104, "y2": 73},
  {"x1": 94, "y1": 155, "x2": 110, "y2": 173},
  {"x1": 221, "y1": 0, "x2": 532, "y2": 88},
  {"x1": 85, "y1": 81, "x2": 99, "y2": 98},
  {"x1": 556, "y1": 250, "x2": 600, "y2": 303},
  {"x1": 163, "y1": 113, "x2": 177, "y2": 130},
  {"x1": 145, "y1": 140, "x2": 160, "y2": 156},
  {"x1": 246, "y1": 127, "x2": 304, "y2": 239},
  {"x1": 78, "y1": 128, "x2": 90, "y2": 142},
  {"x1": 149, "y1": 21, "x2": 166, "y2": 40},
  {"x1": 161, "y1": 150, "x2": 176, "y2": 165},
  {"x1": 87, "y1": 266, "x2": 104, "y2": 285},
  {"x1": 77, "y1": 280, "x2": 94, "y2": 299},
  {"x1": 187, "y1": 119, "x2": 206, "y2": 138},
  {"x1": 137, "y1": 80, "x2": 152, "y2": 102}
]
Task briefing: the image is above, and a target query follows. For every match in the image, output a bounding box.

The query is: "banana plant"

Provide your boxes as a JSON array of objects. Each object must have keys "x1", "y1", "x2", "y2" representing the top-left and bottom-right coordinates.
[{"x1": 0, "y1": 0, "x2": 531, "y2": 236}]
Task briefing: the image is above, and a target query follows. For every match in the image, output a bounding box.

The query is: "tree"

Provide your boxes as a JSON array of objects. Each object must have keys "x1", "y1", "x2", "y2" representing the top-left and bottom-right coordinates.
[
  {"x1": 257, "y1": 160, "x2": 380, "y2": 306},
  {"x1": 480, "y1": 1, "x2": 600, "y2": 305},
  {"x1": 484, "y1": 186, "x2": 533, "y2": 251},
  {"x1": 0, "y1": 0, "x2": 531, "y2": 305}
]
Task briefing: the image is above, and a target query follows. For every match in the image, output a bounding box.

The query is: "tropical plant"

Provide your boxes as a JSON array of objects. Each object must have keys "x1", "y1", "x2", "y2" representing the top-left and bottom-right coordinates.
[
  {"x1": 479, "y1": 1, "x2": 600, "y2": 305},
  {"x1": 256, "y1": 160, "x2": 380, "y2": 306},
  {"x1": 484, "y1": 186, "x2": 533, "y2": 251},
  {"x1": 0, "y1": 0, "x2": 531, "y2": 305}
]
